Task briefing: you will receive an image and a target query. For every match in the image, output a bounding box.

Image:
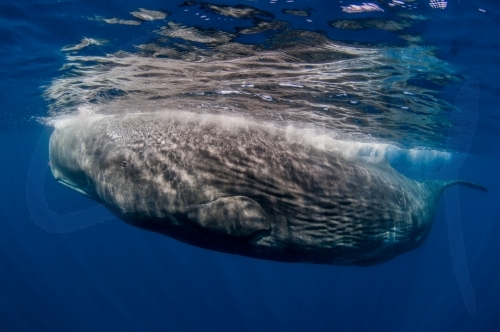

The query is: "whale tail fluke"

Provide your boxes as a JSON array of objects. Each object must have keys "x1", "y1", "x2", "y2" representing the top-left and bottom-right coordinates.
[
  {"x1": 442, "y1": 180, "x2": 488, "y2": 193},
  {"x1": 424, "y1": 180, "x2": 488, "y2": 197}
]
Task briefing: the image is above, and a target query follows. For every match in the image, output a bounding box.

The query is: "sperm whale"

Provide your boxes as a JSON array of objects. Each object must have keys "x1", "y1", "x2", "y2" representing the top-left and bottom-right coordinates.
[{"x1": 48, "y1": 111, "x2": 487, "y2": 265}]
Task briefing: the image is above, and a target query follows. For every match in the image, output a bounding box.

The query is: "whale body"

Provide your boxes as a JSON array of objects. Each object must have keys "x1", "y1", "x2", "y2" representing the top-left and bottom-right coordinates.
[{"x1": 49, "y1": 112, "x2": 486, "y2": 265}]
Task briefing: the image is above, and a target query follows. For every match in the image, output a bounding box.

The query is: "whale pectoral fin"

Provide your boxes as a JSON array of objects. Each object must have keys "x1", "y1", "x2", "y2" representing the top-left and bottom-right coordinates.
[{"x1": 187, "y1": 196, "x2": 270, "y2": 238}]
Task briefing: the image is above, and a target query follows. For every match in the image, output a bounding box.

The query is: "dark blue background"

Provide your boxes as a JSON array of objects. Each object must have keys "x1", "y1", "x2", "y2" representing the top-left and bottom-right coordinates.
[{"x1": 1, "y1": 1, "x2": 499, "y2": 331}]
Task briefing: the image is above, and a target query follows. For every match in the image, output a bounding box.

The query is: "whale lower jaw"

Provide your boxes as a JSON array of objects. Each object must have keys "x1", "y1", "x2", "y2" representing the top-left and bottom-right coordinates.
[{"x1": 57, "y1": 179, "x2": 92, "y2": 198}]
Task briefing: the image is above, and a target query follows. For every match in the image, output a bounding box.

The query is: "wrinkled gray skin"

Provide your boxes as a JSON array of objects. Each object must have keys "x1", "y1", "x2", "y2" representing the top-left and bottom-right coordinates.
[{"x1": 49, "y1": 112, "x2": 486, "y2": 265}]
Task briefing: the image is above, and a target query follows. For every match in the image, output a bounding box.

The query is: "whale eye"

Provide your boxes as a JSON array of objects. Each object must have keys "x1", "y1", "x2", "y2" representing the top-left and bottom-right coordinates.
[{"x1": 120, "y1": 161, "x2": 127, "y2": 168}]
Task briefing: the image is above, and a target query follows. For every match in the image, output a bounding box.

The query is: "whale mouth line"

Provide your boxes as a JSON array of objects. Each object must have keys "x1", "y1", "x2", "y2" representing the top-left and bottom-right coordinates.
[{"x1": 57, "y1": 179, "x2": 91, "y2": 198}]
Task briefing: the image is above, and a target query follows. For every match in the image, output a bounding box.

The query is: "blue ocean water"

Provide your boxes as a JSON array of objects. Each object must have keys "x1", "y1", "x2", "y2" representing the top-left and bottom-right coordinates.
[{"x1": 1, "y1": 0, "x2": 500, "y2": 331}]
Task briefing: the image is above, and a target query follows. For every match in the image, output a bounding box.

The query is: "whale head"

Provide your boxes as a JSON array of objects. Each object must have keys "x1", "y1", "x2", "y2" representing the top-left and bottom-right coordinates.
[{"x1": 49, "y1": 119, "x2": 100, "y2": 201}]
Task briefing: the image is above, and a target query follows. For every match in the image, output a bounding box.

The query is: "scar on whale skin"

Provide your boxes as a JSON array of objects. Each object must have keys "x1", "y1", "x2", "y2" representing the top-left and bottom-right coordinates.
[{"x1": 48, "y1": 112, "x2": 487, "y2": 266}]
